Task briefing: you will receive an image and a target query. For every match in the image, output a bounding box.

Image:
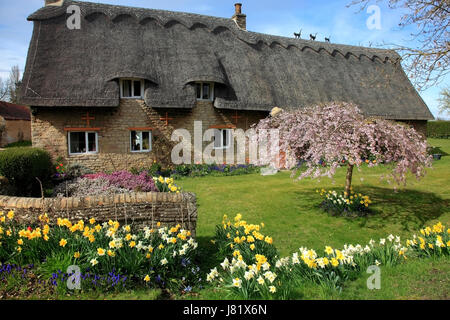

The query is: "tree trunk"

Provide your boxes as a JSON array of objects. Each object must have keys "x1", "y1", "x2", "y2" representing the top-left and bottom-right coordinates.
[{"x1": 345, "y1": 164, "x2": 354, "y2": 196}]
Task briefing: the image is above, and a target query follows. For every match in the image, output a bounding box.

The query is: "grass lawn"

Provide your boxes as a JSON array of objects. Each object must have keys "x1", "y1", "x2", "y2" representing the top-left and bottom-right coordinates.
[{"x1": 175, "y1": 138, "x2": 450, "y2": 299}]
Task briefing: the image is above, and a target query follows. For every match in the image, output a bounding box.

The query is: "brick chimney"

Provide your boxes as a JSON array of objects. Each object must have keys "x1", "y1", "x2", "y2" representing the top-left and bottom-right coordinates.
[
  {"x1": 45, "y1": 0, "x2": 64, "y2": 6},
  {"x1": 232, "y1": 3, "x2": 246, "y2": 30}
]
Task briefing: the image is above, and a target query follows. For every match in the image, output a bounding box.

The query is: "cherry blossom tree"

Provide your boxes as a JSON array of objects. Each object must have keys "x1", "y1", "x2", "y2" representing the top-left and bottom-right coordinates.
[{"x1": 253, "y1": 102, "x2": 432, "y2": 194}]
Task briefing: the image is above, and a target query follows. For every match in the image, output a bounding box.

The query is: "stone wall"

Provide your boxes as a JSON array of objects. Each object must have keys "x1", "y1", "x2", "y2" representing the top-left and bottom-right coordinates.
[
  {"x1": 397, "y1": 120, "x2": 428, "y2": 137},
  {"x1": 31, "y1": 99, "x2": 268, "y2": 171},
  {"x1": 0, "y1": 192, "x2": 197, "y2": 236}
]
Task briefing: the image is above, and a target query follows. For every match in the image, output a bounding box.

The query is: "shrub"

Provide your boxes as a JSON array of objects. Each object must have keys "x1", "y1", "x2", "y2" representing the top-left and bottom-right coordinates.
[
  {"x1": 427, "y1": 121, "x2": 450, "y2": 138},
  {"x1": 52, "y1": 177, "x2": 130, "y2": 198},
  {"x1": 0, "y1": 147, "x2": 53, "y2": 196},
  {"x1": 60, "y1": 163, "x2": 93, "y2": 180},
  {"x1": 83, "y1": 171, "x2": 158, "y2": 193}
]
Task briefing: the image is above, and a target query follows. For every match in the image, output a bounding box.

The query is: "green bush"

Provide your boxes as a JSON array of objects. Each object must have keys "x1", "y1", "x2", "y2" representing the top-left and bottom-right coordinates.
[
  {"x1": 427, "y1": 121, "x2": 450, "y2": 138},
  {"x1": 0, "y1": 147, "x2": 53, "y2": 196}
]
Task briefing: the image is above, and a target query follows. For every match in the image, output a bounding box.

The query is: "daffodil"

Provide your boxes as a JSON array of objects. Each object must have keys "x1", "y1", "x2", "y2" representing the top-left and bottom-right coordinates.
[
  {"x1": 74, "y1": 252, "x2": 81, "y2": 259},
  {"x1": 232, "y1": 278, "x2": 242, "y2": 288},
  {"x1": 97, "y1": 248, "x2": 105, "y2": 256},
  {"x1": 59, "y1": 238, "x2": 67, "y2": 247},
  {"x1": 144, "y1": 275, "x2": 150, "y2": 282}
]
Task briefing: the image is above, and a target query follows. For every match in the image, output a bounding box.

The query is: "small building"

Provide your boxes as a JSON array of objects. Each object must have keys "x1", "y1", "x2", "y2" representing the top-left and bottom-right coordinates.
[
  {"x1": 19, "y1": 1, "x2": 434, "y2": 171},
  {"x1": 0, "y1": 101, "x2": 31, "y2": 147}
]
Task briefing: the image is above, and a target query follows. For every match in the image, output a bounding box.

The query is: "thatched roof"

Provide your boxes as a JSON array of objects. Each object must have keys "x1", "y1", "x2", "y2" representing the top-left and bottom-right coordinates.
[{"x1": 20, "y1": 0, "x2": 434, "y2": 120}]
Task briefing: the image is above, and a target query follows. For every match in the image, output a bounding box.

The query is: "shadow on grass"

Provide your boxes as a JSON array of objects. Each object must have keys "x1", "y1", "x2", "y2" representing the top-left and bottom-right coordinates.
[
  {"x1": 358, "y1": 186, "x2": 449, "y2": 231},
  {"x1": 194, "y1": 236, "x2": 221, "y2": 273},
  {"x1": 428, "y1": 146, "x2": 449, "y2": 156},
  {"x1": 294, "y1": 186, "x2": 449, "y2": 232}
]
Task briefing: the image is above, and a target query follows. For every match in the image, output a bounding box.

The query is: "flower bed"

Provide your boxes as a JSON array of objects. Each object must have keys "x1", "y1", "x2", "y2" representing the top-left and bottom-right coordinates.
[
  {"x1": 206, "y1": 214, "x2": 449, "y2": 299},
  {"x1": 0, "y1": 211, "x2": 200, "y2": 293},
  {"x1": 131, "y1": 163, "x2": 261, "y2": 179},
  {"x1": 318, "y1": 188, "x2": 372, "y2": 216},
  {"x1": 53, "y1": 171, "x2": 159, "y2": 198}
]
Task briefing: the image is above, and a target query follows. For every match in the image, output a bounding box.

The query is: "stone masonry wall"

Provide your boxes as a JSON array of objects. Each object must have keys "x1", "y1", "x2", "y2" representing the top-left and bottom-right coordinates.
[
  {"x1": 0, "y1": 119, "x2": 31, "y2": 147},
  {"x1": 31, "y1": 99, "x2": 268, "y2": 171},
  {"x1": 0, "y1": 192, "x2": 197, "y2": 236}
]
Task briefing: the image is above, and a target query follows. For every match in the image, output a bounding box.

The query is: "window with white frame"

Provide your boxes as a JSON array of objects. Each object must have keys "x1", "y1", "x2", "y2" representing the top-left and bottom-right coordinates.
[
  {"x1": 68, "y1": 131, "x2": 98, "y2": 155},
  {"x1": 120, "y1": 79, "x2": 144, "y2": 98},
  {"x1": 214, "y1": 129, "x2": 231, "y2": 149},
  {"x1": 196, "y1": 82, "x2": 214, "y2": 101},
  {"x1": 130, "y1": 130, "x2": 151, "y2": 152}
]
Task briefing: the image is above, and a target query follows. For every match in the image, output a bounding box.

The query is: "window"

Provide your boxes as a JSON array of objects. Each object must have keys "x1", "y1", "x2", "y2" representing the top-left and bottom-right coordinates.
[
  {"x1": 120, "y1": 79, "x2": 144, "y2": 98},
  {"x1": 214, "y1": 129, "x2": 231, "y2": 149},
  {"x1": 68, "y1": 132, "x2": 98, "y2": 155},
  {"x1": 130, "y1": 130, "x2": 151, "y2": 152},
  {"x1": 196, "y1": 82, "x2": 214, "y2": 101}
]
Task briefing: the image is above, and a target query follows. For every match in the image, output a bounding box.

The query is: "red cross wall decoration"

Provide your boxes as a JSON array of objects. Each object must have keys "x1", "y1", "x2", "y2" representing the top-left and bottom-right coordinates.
[
  {"x1": 160, "y1": 112, "x2": 173, "y2": 126},
  {"x1": 231, "y1": 110, "x2": 241, "y2": 125},
  {"x1": 81, "y1": 112, "x2": 95, "y2": 127}
]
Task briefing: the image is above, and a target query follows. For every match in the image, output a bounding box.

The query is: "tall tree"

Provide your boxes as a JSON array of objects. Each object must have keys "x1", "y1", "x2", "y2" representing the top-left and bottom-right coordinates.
[
  {"x1": 0, "y1": 77, "x2": 8, "y2": 101},
  {"x1": 7, "y1": 65, "x2": 22, "y2": 104},
  {"x1": 438, "y1": 87, "x2": 450, "y2": 115},
  {"x1": 348, "y1": 0, "x2": 449, "y2": 91},
  {"x1": 253, "y1": 103, "x2": 432, "y2": 194}
]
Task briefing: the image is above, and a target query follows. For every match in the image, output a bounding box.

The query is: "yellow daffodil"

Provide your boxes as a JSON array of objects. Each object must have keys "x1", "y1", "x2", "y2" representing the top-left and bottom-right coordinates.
[
  {"x1": 331, "y1": 258, "x2": 339, "y2": 267},
  {"x1": 59, "y1": 238, "x2": 67, "y2": 247},
  {"x1": 74, "y1": 252, "x2": 81, "y2": 259},
  {"x1": 7, "y1": 211, "x2": 14, "y2": 220},
  {"x1": 144, "y1": 275, "x2": 150, "y2": 282},
  {"x1": 97, "y1": 248, "x2": 106, "y2": 256}
]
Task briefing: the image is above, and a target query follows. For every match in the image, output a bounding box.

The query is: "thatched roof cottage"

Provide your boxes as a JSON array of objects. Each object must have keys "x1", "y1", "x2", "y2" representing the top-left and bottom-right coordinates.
[{"x1": 20, "y1": 0, "x2": 434, "y2": 171}]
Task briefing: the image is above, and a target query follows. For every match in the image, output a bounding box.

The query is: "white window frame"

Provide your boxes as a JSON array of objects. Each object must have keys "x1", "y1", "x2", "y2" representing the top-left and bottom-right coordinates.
[
  {"x1": 68, "y1": 131, "x2": 98, "y2": 155},
  {"x1": 213, "y1": 128, "x2": 231, "y2": 150},
  {"x1": 120, "y1": 78, "x2": 144, "y2": 99},
  {"x1": 196, "y1": 82, "x2": 214, "y2": 101},
  {"x1": 130, "y1": 130, "x2": 152, "y2": 153}
]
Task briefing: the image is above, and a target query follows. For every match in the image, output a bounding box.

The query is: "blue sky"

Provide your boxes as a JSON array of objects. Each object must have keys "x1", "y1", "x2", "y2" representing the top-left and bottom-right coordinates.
[{"x1": 0, "y1": 0, "x2": 448, "y2": 118}]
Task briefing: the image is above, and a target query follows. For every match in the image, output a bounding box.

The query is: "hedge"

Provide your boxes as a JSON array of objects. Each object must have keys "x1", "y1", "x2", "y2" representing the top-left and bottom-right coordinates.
[
  {"x1": 427, "y1": 121, "x2": 450, "y2": 138},
  {"x1": 0, "y1": 147, "x2": 53, "y2": 196}
]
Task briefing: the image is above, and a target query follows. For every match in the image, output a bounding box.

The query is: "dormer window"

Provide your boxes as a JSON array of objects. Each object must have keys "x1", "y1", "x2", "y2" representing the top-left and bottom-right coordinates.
[
  {"x1": 120, "y1": 79, "x2": 144, "y2": 98},
  {"x1": 196, "y1": 82, "x2": 214, "y2": 101}
]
